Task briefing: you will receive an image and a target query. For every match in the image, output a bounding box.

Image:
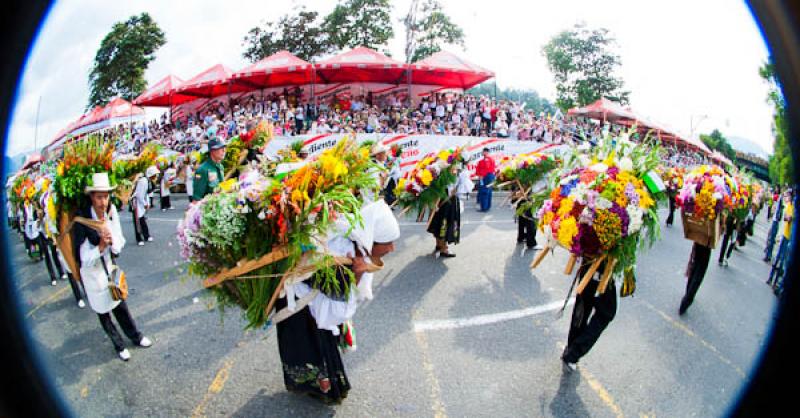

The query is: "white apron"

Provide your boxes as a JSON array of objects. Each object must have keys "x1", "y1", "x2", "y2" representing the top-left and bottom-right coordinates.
[{"x1": 78, "y1": 205, "x2": 126, "y2": 314}]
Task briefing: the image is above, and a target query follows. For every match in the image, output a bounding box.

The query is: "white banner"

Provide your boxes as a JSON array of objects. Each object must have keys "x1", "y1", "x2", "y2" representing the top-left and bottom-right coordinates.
[{"x1": 263, "y1": 134, "x2": 566, "y2": 175}]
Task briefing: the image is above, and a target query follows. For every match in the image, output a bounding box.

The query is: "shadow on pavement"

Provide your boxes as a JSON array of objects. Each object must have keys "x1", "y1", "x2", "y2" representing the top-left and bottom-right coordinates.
[{"x1": 231, "y1": 388, "x2": 335, "y2": 418}]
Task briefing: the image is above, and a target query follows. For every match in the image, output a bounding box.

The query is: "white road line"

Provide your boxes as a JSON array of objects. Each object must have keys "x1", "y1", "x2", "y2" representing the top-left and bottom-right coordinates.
[{"x1": 413, "y1": 299, "x2": 574, "y2": 332}]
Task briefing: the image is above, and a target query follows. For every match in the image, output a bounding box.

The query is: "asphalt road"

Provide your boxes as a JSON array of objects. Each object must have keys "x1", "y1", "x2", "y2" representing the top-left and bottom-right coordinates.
[{"x1": 9, "y1": 193, "x2": 777, "y2": 417}]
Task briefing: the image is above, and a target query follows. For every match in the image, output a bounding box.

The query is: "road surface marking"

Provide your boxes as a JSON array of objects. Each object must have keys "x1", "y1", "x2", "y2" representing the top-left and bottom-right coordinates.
[
  {"x1": 414, "y1": 328, "x2": 448, "y2": 418},
  {"x1": 26, "y1": 286, "x2": 69, "y2": 318},
  {"x1": 413, "y1": 299, "x2": 573, "y2": 332},
  {"x1": 579, "y1": 366, "x2": 625, "y2": 418},
  {"x1": 191, "y1": 360, "x2": 233, "y2": 418},
  {"x1": 639, "y1": 300, "x2": 746, "y2": 378}
]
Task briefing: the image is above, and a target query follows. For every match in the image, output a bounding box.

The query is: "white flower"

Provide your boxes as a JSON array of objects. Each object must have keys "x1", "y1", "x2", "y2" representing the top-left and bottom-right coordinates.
[
  {"x1": 590, "y1": 163, "x2": 609, "y2": 173},
  {"x1": 712, "y1": 192, "x2": 723, "y2": 200},
  {"x1": 618, "y1": 157, "x2": 633, "y2": 172},
  {"x1": 596, "y1": 197, "x2": 613, "y2": 210},
  {"x1": 627, "y1": 206, "x2": 644, "y2": 234},
  {"x1": 578, "y1": 154, "x2": 591, "y2": 166},
  {"x1": 572, "y1": 182, "x2": 590, "y2": 205}
]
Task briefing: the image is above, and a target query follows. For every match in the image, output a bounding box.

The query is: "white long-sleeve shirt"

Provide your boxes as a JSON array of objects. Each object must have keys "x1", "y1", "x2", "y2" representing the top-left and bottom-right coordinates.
[
  {"x1": 79, "y1": 205, "x2": 125, "y2": 314},
  {"x1": 133, "y1": 176, "x2": 149, "y2": 218}
]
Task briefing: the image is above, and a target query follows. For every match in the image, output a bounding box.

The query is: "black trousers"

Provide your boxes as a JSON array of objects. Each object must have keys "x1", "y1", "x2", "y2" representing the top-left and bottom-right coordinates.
[
  {"x1": 133, "y1": 215, "x2": 151, "y2": 243},
  {"x1": 160, "y1": 195, "x2": 171, "y2": 210},
  {"x1": 563, "y1": 274, "x2": 617, "y2": 363},
  {"x1": 384, "y1": 178, "x2": 397, "y2": 206},
  {"x1": 718, "y1": 231, "x2": 735, "y2": 263},
  {"x1": 682, "y1": 243, "x2": 711, "y2": 312},
  {"x1": 97, "y1": 301, "x2": 143, "y2": 352},
  {"x1": 517, "y1": 212, "x2": 537, "y2": 248},
  {"x1": 666, "y1": 198, "x2": 676, "y2": 225},
  {"x1": 39, "y1": 236, "x2": 63, "y2": 283},
  {"x1": 66, "y1": 272, "x2": 85, "y2": 303}
]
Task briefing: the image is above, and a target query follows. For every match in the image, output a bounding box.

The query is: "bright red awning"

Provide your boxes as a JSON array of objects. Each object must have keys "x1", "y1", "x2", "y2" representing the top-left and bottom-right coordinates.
[
  {"x1": 134, "y1": 74, "x2": 188, "y2": 107},
  {"x1": 314, "y1": 47, "x2": 406, "y2": 84},
  {"x1": 174, "y1": 64, "x2": 250, "y2": 98},
  {"x1": 232, "y1": 50, "x2": 314, "y2": 89},
  {"x1": 409, "y1": 51, "x2": 494, "y2": 90}
]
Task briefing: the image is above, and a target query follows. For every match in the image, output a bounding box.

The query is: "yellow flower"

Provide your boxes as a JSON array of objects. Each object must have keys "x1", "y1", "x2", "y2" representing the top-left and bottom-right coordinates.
[
  {"x1": 320, "y1": 153, "x2": 348, "y2": 181},
  {"x1": 397, "y1": 178, "x2": 406, "y2": 191},
  {"x1": 438, "y1": 150, "x2": 451, "y2": 162},
  {"x1": 56, "y1": 162, "x2": 64, "y2": 177},
  {"x1": 219, "y1": 179, "x2": 237, "y2": 192},
  {"x1": 557, "y1": 198, "x2": 574, "y2": 218},
  {"x1": 540, "y1": 211, "x2": 555, "y2": 232},
  {"x1": 420, "y1": 169, "x2": 433, "y2": 186},
  {"x1": 557, "y1": 216, "x2": 579, "y2": 248}
]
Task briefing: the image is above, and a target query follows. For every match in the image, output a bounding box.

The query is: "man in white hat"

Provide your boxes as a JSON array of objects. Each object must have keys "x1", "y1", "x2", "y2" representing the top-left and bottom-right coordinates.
[
  {"x1": 132, "y1": 166, "x2": 156, "y2": 246},
  {"x1": 73, "y1": 172, "x2": 152, "y2": 361},
  {"x1": 361, "y1": 142, "x2": 390, "y2": 203}
]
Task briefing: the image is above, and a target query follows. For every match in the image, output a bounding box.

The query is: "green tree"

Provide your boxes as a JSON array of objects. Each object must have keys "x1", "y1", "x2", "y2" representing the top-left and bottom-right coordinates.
[
  {"x1": 759, "y1": 59, "x2": 794, "y2": 185},
  {"x1": 699, "y1": 129, "x2": 736, "y2": 161},
  {"x1": 542, "y1": 23, "x2": 629, "y2": 111},
  {"x1": 467, "y1": 82, "x2": 556, "y2": 115},
  {"x1": 242, "y1": 7, "x2": 331, "y2": 62},
  {"x1": 88, "y1": 13, "x2": 166, "y2": 108},
  {"x1": 404, "y1": 0, "x2": 465, "y2": 63},
  {"x1": 323, "y1": 0, "x2": 394, "y2": 52}
]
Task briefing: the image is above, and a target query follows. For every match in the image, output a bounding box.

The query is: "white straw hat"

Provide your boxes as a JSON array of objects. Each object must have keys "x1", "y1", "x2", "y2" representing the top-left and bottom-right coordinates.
[{"x1": 84, "y1": 172, "x2": 117, "y2": 194}]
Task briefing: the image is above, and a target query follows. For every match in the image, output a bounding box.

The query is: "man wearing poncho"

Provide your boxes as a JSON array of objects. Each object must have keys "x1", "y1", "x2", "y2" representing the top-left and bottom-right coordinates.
[{"x1": 275, "y1": 199, "x2": 400, "y2": 403}]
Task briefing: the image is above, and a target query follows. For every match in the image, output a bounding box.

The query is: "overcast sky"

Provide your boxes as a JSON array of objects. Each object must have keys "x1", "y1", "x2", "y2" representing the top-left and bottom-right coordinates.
[{"x1": 6, "y1": 0, "x2": 774, "y2": 157}]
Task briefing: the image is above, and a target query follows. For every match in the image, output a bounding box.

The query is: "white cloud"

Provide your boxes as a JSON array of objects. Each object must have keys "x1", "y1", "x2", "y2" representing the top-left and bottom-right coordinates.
[{"x1": 6, "y1": 0, "x2": 775, "y2": 157}]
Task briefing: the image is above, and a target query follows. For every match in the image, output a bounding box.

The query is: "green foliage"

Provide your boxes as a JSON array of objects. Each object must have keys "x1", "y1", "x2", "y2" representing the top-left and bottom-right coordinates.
[
  {"x1": 542, "y1": 23, "x2": 629, "y2": 111},
  {"x1": 88, "y1": 13, "x2": 166, "y2": 108},
  {"x1": 405, "y1": 0, "x2": 465, "y2": 63},
  {"x1": 242, "y1": 6, "x2": 332, "y2": 62},
  {"x1": 467, "y1": 82, "x2": 557, "y2": 115},
  {"x1": 760, "y1": 59, "x2": 794, "y2": 185},
  {"x1": 323, "y1": 0, "x2": 394, "y2": 52},
  {"x1": 699, "y1": 129, "x2": 736, "y2": 162}
]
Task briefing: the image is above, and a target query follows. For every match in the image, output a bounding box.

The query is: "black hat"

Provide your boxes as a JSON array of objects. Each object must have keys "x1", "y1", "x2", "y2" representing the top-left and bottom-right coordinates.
[{"x1": 208, "y1": 137, "x2": 226, "y2": 151}]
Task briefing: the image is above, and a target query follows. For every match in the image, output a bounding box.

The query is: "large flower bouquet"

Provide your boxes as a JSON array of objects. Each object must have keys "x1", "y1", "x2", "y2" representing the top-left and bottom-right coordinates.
[
  {"x1": 54, "y1": 136, "x2": 116, "y2": 212},
  {"x1": 496, "y1": 152, "x2": 557, "y2": 186},
  {"x1": 221, "y1": 120, "x2": 274, "y2": 179},
  {"x1": 675, "y1": 165, "x2": 738, "y2": 248},
  {"x1": 662, "y1": 166, "x2": 685, "y2": 191},
  {"x1": 10, "y1": 173, "x2": 34, "y2": 207},
  {"x1": 394, "y1": 148, "x2": 463, "y2": 217},
  {"x1": 531, "y1": 132, "x2": 662, "y2": 297},
  {"x1": 178, "y1": 138, "x2": 378, "y2": 329},
  {"x1": 113, "y1": 142, "x2": 159, "y2": 205},
  {"x1": 676, "y1": 165, "x2": 737, "y2": 221}
]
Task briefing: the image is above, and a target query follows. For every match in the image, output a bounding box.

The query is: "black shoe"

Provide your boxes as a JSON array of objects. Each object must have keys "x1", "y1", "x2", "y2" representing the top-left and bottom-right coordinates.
[
  {"x1": 679, "y1": 297, "x2": 689, "y2": 316},
  {"x1": 440, "y1": 252, "x2": 456, "y2": 258}
]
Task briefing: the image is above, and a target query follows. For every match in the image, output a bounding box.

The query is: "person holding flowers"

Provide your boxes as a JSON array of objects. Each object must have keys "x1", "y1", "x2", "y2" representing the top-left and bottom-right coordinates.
[
  {"x1": 72, "y1": 172, "x2": 152, "y2": 361},
  {"x1": 718, "y1": 214, "x2": 738, "y2": 266},
  {"x1": 427, "y1": 164, "x2": 464, "y2": 258},
  {"x1": 767, "y1": 189, "x2": 794, "y2": 295}
]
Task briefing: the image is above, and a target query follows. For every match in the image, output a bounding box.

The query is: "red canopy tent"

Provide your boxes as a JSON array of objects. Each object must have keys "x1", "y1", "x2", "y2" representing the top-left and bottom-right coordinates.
[
  {"x1": 174, "y1": 64, "x2": 250, "y2": 98},
  {"x1": 232, "y1": 50, "x2": 314, "y2": 89},
  {"x1": 22, "y1": 153, "x2": 43, "y2": 169},
  {"x1": 314, "y1": 47, "x2": 406, "y2": 84},
  {"x1": 567, "y1": 97, "x2": 639, "y2": 122},
  {"x1": 408, "y1": 51, "x2": 494, "y2": 90},
  {"x1": 133, "y1": 74, "x2": 188, "y2": 107}
]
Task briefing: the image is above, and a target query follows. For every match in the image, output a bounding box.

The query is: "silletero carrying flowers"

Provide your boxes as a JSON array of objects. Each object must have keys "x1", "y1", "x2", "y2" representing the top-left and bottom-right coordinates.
[
  {"x1": 394, "y1": 147, "x2": 463, "y2": 217},
  {"x1": 675, "y1": 164, "x2": 739, "y2": 248},
  {"x1": 531, "y1": 131, "x2": 663, "y2": 297},
  {"x1": 177, "y1": 138, "x2": 385, "y2": 329}
]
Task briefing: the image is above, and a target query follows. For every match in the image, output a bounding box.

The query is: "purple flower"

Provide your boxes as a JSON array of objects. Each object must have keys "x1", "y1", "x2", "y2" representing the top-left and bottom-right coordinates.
[
  {"x1": 625, "y1": 183, "x2": 639, "y2": 207},
  {"x1": 573, "y1": 223, "x2": 601, "y2": 257},
  {"x1": 607, "y1": 166, "x2": 620, "y2": 178}
]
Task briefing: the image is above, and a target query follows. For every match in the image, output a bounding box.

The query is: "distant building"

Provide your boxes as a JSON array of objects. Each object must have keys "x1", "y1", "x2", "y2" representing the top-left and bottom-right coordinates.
[{"x1": 735, "y1": 151, "x2": 770, "y2": 182}]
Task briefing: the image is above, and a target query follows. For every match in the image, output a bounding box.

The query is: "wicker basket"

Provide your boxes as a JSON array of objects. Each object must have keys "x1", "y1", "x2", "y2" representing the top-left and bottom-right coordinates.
[{"x1": 681, "y1": 211, "x2": 721, "y2": 249}]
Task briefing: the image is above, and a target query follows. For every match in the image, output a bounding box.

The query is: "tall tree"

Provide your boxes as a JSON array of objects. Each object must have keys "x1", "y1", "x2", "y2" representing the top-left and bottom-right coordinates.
[
  {"x1": 88, "y1": 13, "x2": 165, "y2": 109},
  {"x1": 404, "y1": 0, "x2": 465, "y2": 63},
  {"x1": 323, "y1": 0, "x2": 393, "y2": 52},
  {"x1": 759, "y1": 59, "x2": 793, "y2": 185},
  {"x1": 699, "y1": 129, "x2": 737, "y2": 161},
  {"x1": 242, "y1": 7, "x2": 331, "y2": 62},
  {"x1": 542, "y1": 23, "x2": 629, "y2": 111}
]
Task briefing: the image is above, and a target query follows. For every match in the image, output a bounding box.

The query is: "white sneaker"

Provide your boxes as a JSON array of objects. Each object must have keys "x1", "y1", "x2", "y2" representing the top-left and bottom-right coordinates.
[
  {"x1": 147, "y1": 237, "x2": 154, "y2": 242},
  {"x1": 51, "y1": 280, "x2": 57, "y2": 286},
  {"x1": 562, "y1": 359, "x2": 577, "y2": 371},
  {"x1": 138, "y1": 241, "x2": 145, "y2": 246},
  {"x1": 118, "y1": 349, "x2": 131, "y2": 361},
  {"x1": 533, "y1": 244, "x2": 543, "y2": 251},
  {"x1": 61, "y1": 274, "x2": 68, "y2": 280},
  {"x1": 138, "y1": 337, "x2": 153, "y2": 348},
  {"x1": 78, "y1": 300, "x2": 86, "y2": 309}
]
